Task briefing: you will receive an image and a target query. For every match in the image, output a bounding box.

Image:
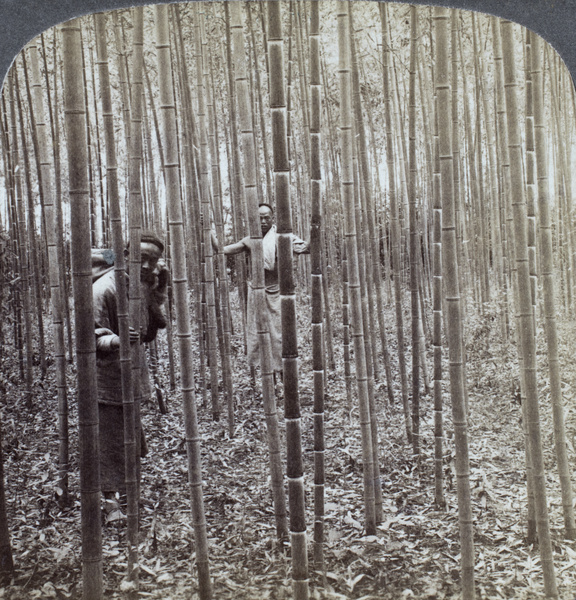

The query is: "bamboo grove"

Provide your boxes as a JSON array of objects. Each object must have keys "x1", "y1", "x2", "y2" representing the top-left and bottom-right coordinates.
[{"x1": 0, "y1": 2, "x2": 575, "y2": 599}]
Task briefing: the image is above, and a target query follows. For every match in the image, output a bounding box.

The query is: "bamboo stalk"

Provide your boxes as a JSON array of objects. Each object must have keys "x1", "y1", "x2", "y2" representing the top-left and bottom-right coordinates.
[
  {"x1": 126, "y1": 6, "x2": 146, "y2": 581},
  {"x1": 155, "y1": 8, "x2": 212, "y2": 596},
  {"x1": 501, "y1": 18, "x2": 558, "y2": 597},
  {"x1": 206, "y1": 6, "x2": 234, "y2": 436},
  {"x1": 267, "y1": 4, "x2": 309, "y2": 595},
  {"x1": 491, "y1": 16, "x2": 537, "y2": 540},
  {"x1": 48, "y1": 30, "x2": 74, "y2": 365},
  {"x1": 532, "y1": 31, "x2": 576, "y2": 542},
  {"x1": 229, "y1": 0, "x2": 288, "y2": 542},
  {"x1": 223, "y1": 2, "x2": 248, "y2": 345},
  {"x1": 61, "y1": 17, "x2": 103, "y2": 599},
  {"x1": 20, "y1": 54, "x2": 47, "y2": 379},
  {"x1": 9, "y1": 71, "x2": 34, "y2": 408},
  {"x1": 432, "y1": 92, "x2": 445, "y2": 508},
  {"x1": 380, "y1": 4, "x2": 411, "y2": 439},
  {"x1": 309, "y1": 0, "x2": 325, "y2": 574},
  {"x1": 408, "y1": 5, "x2": 421, "y2": 459},
  {"x1": 435, "y1": 9, "x2": 475, "y2": 599},
  {"x1": 95, "y1": 9, "x2": 138, "y2": 580},
  {"x1": 350, "y1": 5, "x2": 395, "y2": 412},
  {"x1": 341, "y1": 242, "x2": 353, "y2": 412},
  {"x1": 194, "y1": 3, "x2": 220, "y2": 422},
  {"x1": 339, "y1": 0, "x2": 376, "y2": 536},
  {"x1": 1, "y1": 94, "x2": 23, "y2": 380}
]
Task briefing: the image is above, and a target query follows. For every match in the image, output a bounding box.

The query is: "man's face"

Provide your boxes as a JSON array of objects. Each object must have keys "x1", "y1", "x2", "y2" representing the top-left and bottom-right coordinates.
[
  {"x1": 140, "y1": 242, "x2": 162, "y2": 281},
  {"x1": 259, "y1": 206, "x2": 274, "y2": 236}
]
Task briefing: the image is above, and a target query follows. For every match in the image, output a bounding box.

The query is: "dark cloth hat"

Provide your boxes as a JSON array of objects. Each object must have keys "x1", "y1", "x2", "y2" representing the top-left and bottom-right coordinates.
[
  {"x1": 140, "y1": 230, "x2": 165, "y2": 253},
  {"x1": 127, "y1": 229, "x2": 165, "y2": 254}
]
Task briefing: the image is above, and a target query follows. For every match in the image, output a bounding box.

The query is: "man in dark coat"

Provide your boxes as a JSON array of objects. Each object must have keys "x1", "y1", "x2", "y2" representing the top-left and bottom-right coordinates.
[{"x1": 93, "y1": 230, "x2": 168, "y2": 497}]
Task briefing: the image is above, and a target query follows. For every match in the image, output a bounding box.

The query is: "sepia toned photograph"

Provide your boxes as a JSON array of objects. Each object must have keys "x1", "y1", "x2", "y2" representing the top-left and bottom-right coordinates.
[{"x1": 0, "y1": 1, "x2": 575, "y2": 599}]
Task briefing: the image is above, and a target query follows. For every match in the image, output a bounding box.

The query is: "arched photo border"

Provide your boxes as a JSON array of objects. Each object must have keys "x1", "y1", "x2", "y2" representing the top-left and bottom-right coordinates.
[{"x1": 0, "y1": 1, "x2": 574, "y2": 88}]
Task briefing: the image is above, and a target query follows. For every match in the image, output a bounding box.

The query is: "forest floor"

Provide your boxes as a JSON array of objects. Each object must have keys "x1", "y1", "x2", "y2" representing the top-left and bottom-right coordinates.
[{"x1": 1, "y1": 293, "x2": 576, "y2": 599}]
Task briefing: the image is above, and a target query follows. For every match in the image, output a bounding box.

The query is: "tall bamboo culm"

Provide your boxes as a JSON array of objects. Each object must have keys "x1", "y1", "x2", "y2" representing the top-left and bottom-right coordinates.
[
  {"x1": 155, "y1": 7, "x2": 212, "y2": 598},
  {"x1": 61, "y1": 17, "x2": 103, "y2": 600},
  {"x1": 432, "y1": 94, "x2": 444, "y2": 508},
  {"x1": 49, "y1": 30, "x2": 75, "y2": 366},
  {"x1": 309, "y1": 0, "x2": 325, "y2": 573},
  {"x1": 338, "y1": 0, "x2": 376, "y2": 537},
  {"x1": 20, "y1": 56, "x2": 47, "y2": 382},
  {"x1": 94, "y1": 11, "x2": 136, "y2": 564},
  {"x1": 531, "y1": 31, "x2": 576, "y2": 541},
  {"x1": 126, "y1": 8, "x2": 146, "y2": 581},
  {"x1": 501, "y1": 19, "x2": 558, "y2": 598},
  {"x1": 26, "y1": 40, "x2": 69, "y2": 503},
  {"x1": 408, "y1": 5, "x2": 421, "y2": 459},
  {"x1": 434, "y1": 9, "x2": 475, "y2": 599},
  {"x1": 205, "y1": 5, "x2": 234, "y2": 436},
  {"x1": 229, "y1": 0, "x2": 288, "y2": 542},
  {"x1": 223, "y1": 1, "x2": 248, "y2": 345},
  {"x1": 194, "y1": 3, "x2": 221, "y2": 422},
  {"x1": 9, "y1": 74, "x2": 33, "y2": 409},
  {"x1": 349, "y1": 7, "x2": 383, "y2": 523},
  {"x1": 267, "y1": 3, "x2": 310, "y2": 597},
  {"x1": 341, "y1": 243, "x2": 353, "y2": 411},
  {"x1": 492, "y1": 16, "x2": 537, "y2": 542},
  {"x1": 379, "y1": 3, "x2": 411, "y2": 442}
]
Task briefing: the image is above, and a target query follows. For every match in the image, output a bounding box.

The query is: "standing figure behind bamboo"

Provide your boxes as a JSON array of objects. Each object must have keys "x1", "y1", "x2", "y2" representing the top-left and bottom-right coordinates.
[
  {"x1": 93, "y1": 230, "x2": 168, "y2": 502},
  {"x1": 214, "y1": 203, "x2": 309, "y2": 382}
]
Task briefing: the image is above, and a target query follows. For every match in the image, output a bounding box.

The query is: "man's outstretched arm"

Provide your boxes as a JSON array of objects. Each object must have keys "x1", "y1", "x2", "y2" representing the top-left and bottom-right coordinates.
[
  {"x1": 212, "y1": 231, "x2": 251, "y2": 255},
  {"x1": 291, "y1": 234, "x2": 310, "y2": 255}
]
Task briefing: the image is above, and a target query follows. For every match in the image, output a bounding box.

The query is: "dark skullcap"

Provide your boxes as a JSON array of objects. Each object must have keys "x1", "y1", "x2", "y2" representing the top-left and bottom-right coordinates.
[
  {"x1": 140, "y1": 229, "x2": 164, "y2": 253},
  {"x1": 258, "y1": 202, "x2": 274, "y2": 214},
  {"x1": 127, "y1": 229, "x2": 165, "y2": 253}
]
